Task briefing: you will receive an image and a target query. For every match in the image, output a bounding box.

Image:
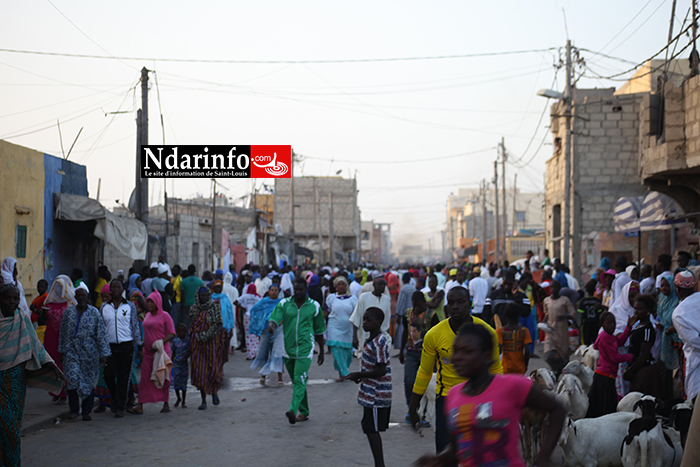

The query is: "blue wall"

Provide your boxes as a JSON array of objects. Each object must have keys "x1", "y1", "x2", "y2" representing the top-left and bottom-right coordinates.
[{"x1": 43, "y1": 154, "x2": 89, "y2": 283}]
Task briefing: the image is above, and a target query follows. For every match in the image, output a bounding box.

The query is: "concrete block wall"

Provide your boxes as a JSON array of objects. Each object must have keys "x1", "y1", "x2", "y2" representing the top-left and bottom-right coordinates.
[
  {"x1": 545, "y1": 91, "x2": 648, "y2": 267},
  {"x1": 274, "y1": 177, "x2": 359, "y2": 248},
  {"x1": 684, "y1": 75, "x2": 700, "y2": 169}
]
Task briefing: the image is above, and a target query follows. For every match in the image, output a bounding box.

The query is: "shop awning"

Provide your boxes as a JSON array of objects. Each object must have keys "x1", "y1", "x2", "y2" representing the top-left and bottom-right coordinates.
[
  {"x1": 614, "y1": 191, "x2": 686, "y2": 233},
  {"x1": 54, "y1": 193, "x2": 148, "y2": 260}
]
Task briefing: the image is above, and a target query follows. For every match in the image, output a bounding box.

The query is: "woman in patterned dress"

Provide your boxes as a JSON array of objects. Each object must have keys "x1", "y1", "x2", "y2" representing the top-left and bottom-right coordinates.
[
  {"x1": 189, "y1": 287, "x2": 225, "y2": 410},
  {"x1": 58, "y1": 285, "x2": 111, "y2": 420}
]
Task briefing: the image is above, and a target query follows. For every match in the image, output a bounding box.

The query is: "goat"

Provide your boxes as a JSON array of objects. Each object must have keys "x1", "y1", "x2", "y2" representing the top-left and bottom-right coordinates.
[
  {"x1": 621, "y1": 396, "x2": 682, "y2": 467},
  {"x1": 530, "y1": 367, "x2": 557, "y2": 391},
  {"x1": 556, "y1": 374, "x2": 588, "y2": 420},
  {"x1": 521, "y1": 368, "x2": 557, "y2": 466},
  {"x1": 559, "y1": 411, "x2": 640, "y2": 467},
  {"x1": 417, "y1": 374, "x2": 437, "y2": 436},
  {"x1": 668, "y1": 402, "x2": 693, "y2": 449},
  {"x1": 562, "y1": 360, "x2": 594, "y2": 394},
  {"x1": 618, "y1": 392, "x2": 645, "y2": 414}
]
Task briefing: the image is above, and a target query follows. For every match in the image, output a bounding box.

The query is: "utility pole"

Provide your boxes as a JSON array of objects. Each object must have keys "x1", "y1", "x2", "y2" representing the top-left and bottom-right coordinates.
[
  {"x1": 328, "y1": 193, "x2": 334, "y2": 266},
  {"x1": 139, "y1": 68, "x2": 149, "y2": 263},
  {"x1": 564, "y1": 39, "x2": 572, "y2": 273},
  {"x1": 512, "y1": 174, "x2": 518, "y2": 234},
  {"x1": 692, "y1": 0, "x2": 699, "y2": 76},
  {"x1": 481, "y1": 180, "x2": 488, "y2": 263},
  {"x1": 500, "y1": 137, "x2": 507, "y2": 263},
  {"x1": 315, "y1": 179, "x2": 323, "y2": 265},
  {"x1": 493, "y1": 159, "x2": 500, "y2": 266},
  {"x1": 289, "y1": 151, "x2": 295, "y2": 266},
  {"x1": 211, "y1": 178, "x2": 217, "y2": 271}
]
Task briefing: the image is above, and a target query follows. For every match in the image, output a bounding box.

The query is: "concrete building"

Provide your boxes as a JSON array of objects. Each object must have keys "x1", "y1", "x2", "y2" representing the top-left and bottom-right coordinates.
[
  {"x1": 545, "y1": 60, "x2": 699, "y2": 281},
  {"x1": 104, "y1": 197, "x2": 257, "y2": 275},
  {"x1": 274, "y1": 176, "x2": 360, "y2": 264},
  {"x1": 446, "y1": 188, "x2": 544, "y2": 262},
  {"x1": 1, "y1": 140, "x2": 144, "y2": 299}
]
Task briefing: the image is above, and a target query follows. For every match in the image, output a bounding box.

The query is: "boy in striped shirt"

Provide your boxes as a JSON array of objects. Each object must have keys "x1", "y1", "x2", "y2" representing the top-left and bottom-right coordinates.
[{"x1": 347, "y1": 307, "x2": 392, "y2": 467}]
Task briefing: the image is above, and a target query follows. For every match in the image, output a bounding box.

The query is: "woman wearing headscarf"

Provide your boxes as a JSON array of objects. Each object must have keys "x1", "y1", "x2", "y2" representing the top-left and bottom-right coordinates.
[
  {"x1": 126, "y1": 273, "x2": 148, "y2": 321},
  {"x1": 325, "y1": 276, "x2": 359, "y2": 382},
  {"x1": 387, "y1": 272, "x2": 400, "y2": 340},
  {"x1": 307, "y1": 274, "x2": 324, "y2": 307},
  {"x1": 608, "y1": 280, "x2": 640, "y2": 398},
  {"x1": 239, "y1": 284, "x2": 261, "y2": 360},
  {"x1": 222, "y1": 272, "x2": 240, "y2": 351},
  {"x1": 1, "y1": 257, "x2": 31, "y2": 317},
  {"x1": 129, "y1": 291, "x2": 175, "y2": 414},
  {"x1": 44, "y1": 274, "x2": 76, "y2": 403},
  {"x1": 1, "y1": 283, "x2": 65, "y2": 464},
  {"x1": 211, "y1": 280, "x2": 235, "y2": 361},
  {"x1": 189, "y1": 286, "x2": 225, "y2": 410},
  {"x1": 248, "y1": 283, "x2": 284, "y2": 385},
  {"x1": 657, "y1": 273, "x2": 685, "y2": 397},
  {"x1": 58, "y1": 284, "x2": 111, "y2": 420}
]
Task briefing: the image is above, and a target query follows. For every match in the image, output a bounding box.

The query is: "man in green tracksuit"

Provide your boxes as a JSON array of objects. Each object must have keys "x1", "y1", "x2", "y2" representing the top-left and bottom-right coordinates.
[{"x1": 269, "y1": 277, "x2": 326, "y2": 424}]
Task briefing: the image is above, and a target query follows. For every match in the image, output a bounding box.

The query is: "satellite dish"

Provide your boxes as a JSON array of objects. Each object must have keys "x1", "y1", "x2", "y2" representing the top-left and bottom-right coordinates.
[{"x1": 128, "y1": 188, "x2": 136, "y2": 212}]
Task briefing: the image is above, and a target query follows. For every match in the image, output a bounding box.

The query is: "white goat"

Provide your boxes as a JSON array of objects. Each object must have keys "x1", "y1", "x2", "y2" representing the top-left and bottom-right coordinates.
[
  {"x1": 417, "y1": 374, "x2": 437, "y2": 435},
  {"x1": 617, "y1": 392, "x2": 645, "y2": 415},
  {"x1": 621, "y1": 396, "x2": 683, "y2": 467},
  {"x1": 556, "y1": 374, "x2": 588, "y2": 420},
  {"x1": 562, "y1": 360, "x2": 594, "y2": 394},
  {"x1": 559, "y1": 411, "x2": 640, "y2": 467},
  {"x1": 530, "y1": 368, "x2": 557, "y2": 392}
]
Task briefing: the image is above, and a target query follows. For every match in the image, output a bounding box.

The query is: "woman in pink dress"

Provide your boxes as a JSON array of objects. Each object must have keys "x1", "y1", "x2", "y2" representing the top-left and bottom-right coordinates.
[
  {"x1": 130, "y1": 291, "x2": 175, "y2": 414},
  {"x1": 43, "y1": 275, "x2": 76, "y2": 402}
]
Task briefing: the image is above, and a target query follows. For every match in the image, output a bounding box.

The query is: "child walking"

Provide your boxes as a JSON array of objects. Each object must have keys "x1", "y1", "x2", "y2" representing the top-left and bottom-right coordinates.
[
  {"x1": 496, "y1": 303, "x2": 532, "y2": 374},
  {"x1": 577, "y1": 280, "x2": 604, "y2": 346},
  {"x1": 586, "y1": 311, "x2": 636, "y2": 418},
  {"x1": 347, "y1": 307, "x2": 392, "y2": 467},
  {"x1": 171, "y1": 323, "x2": 190, "y2": 408}
]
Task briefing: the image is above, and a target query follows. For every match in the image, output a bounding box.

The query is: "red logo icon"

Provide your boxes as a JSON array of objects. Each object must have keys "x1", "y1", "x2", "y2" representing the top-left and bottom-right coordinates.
[{"x1": 250, "y1": 145, "x2": 291, "y2": 178}]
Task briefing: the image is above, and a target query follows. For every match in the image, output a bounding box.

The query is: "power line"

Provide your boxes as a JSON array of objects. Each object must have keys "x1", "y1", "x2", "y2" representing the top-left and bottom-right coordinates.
[
  {"x1": 305, "y1": 147, "x2": 495, "y2": 165},
  {"x1": 45, "y1": 0, "x2": 136, "y2": 71},
  {"x1": 605, "y1": 0, "x2": 670, "y2": 55},
  {"x1": 0, "y1": 47, "x2": 559, "y2": 64},
  {"x1": 577, "y1": 15, "x2": 697, "y2": 81},
  {"x1": 588, "y1": 0, "x2": 657, "y2": 56}
]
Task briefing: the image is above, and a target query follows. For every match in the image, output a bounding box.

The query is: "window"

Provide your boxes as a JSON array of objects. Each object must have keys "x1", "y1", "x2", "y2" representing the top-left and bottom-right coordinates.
[
  {"x1": 15, "y1": 225, "x2": 27, "y2": 258},
  {"x1": 192, "y1": 242, "x2": 199, "y2": 268},
  {"x1": 552, "y1": 205, "x2": 561, "y2": 238}
]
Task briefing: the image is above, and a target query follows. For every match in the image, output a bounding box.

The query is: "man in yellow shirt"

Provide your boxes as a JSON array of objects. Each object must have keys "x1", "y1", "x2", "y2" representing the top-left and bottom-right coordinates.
[{"x1": 408, "y1": 286, "x2": 502, "y2": 455}]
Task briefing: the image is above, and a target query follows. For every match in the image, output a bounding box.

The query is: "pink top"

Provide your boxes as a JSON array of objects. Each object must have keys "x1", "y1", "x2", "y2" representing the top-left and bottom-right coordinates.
[
  {"x1": 593, "y1": 326, "x2": 633, "y2": 378},
  {"x1": 140, "y1": 292, "x2": 176, "y2": 404},
  {"x1": 446, "y1": 374, "x2": 533, "y2": 467},
  {"x1": 143, "y1": 292, "x2": 175, "y2": 355}
]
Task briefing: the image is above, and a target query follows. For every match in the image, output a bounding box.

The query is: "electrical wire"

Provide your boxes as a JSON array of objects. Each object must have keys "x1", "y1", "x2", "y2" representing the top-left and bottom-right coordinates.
[
  {"x1": 605, "y1": 0, "x2": 670, "y2": 55},
  {"x1": 0, "y1": 47, "x2": 559, "y2": 64},
  {"x1": 304, "y1": 146, "x2": 495, "y2": 165},
  {"x1": 587, "y1": 0, "x2": 657, "y2": 56},
  {"x1": 578, "y1": 16, "x2": 696, "y2": 81},
  {"x1": 46, "y1": 0, "x2": 136, "y2": 71}
]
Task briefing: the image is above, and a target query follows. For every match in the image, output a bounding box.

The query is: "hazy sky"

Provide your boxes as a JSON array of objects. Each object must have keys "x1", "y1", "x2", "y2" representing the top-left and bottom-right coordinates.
[{"x1": 1, "y1": 0, "x2": 684, "y2": 252}]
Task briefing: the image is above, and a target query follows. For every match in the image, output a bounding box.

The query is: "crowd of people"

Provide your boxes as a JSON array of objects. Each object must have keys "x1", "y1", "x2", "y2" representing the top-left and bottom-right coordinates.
[{"x1": 1, "y1": 248, "x2": 699, "y2": 466}]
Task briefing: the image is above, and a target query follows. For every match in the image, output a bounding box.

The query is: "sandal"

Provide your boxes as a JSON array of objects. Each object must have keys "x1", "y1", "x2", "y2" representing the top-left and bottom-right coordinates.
[
  {"x1": 198, "y1": 403, "x2": 207, "y2": 410},
  {"x1": 212, "y1": 394, "x2": 220, "y2": 406},
  {"x1": 285, "y1": 410, "x2": 296, "y2": 425},
  {"x1": 277, "y1": 380, "x2": 285, "y2": 386},
  {"x1": 126, "y1": 408, "x2": 143, "y2": 415},
  {"x1": 296, "y1": 414, "x2": 309, "y2": 422}
]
